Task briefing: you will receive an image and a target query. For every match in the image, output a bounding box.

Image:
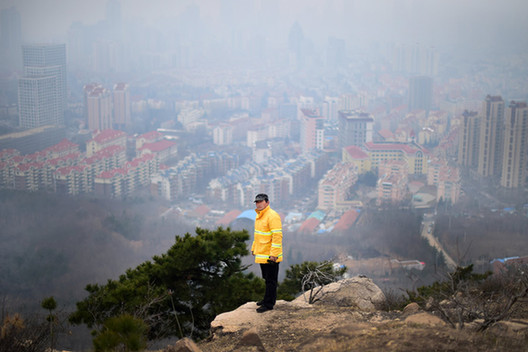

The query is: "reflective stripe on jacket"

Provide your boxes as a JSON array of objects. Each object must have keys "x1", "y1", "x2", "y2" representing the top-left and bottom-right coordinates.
[{"x1": 252, "y1": 205, "x2": 283, "y2": 264}]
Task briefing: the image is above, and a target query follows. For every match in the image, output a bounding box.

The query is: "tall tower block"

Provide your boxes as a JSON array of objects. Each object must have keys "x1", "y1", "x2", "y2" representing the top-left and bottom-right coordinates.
[
  {"x1": 477, "y1": 95, "x2": 504, "y2": 178},
  {"x1": 500, "y1": 101, "x2": 528, "y2": 188}
]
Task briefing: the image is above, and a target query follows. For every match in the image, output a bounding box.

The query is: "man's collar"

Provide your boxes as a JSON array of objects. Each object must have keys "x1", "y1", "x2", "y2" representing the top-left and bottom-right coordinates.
[{"x1": 255, "y1": 205, "x2": 270, "y2": 214}]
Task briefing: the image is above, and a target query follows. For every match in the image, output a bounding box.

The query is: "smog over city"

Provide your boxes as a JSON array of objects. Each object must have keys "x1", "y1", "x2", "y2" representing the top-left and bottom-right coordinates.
[{"x1": 0, "y1": 0, "x2": 528, "y2": 350}]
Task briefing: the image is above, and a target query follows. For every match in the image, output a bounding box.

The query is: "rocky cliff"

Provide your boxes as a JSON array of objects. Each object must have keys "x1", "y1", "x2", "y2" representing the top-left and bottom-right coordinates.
[{"x1": 163, "y1": 276, "x2": 528, "y2": 352}]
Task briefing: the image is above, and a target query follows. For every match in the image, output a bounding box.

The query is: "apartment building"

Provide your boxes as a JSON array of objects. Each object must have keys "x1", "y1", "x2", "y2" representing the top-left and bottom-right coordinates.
[
  {"x1": 477, "y1": 95, "x2": 504, "y2": 178},
  {"x1": 113, "y1": 82, "x2": 131, "y2": 129},
  {"x1": 457, "y1": 110, "x2": 480, "y2": 168},
  {"x1": 86, "y1": 129, "x2": 127, "y2": 157},
  {"x1": 427, "y1": 158, "x2": 461, "y2": 204},
  {"x1": 338, "y1": 110, "x2": 374, "y2": 150},
  {"x1": 364, "y1": 141, "x2": 428, "y2": 175},
  {"x1": 85, "y1": 84, "x2": 113, "y2": 131},
  {"x1": 317, "y1": 162, "x2": 358, "y2": 211},
  {"x1": 376, "y1": 160, "x2": 409, "y2": 206},
  {"x1": 342, "y1": 145, "x2": 371, "y2": 174},
  {"x1": 300, "y1": 108, "x2": 325, "y2": 152},
  {"x1": 500, "y1": 101, "x2": 528, "y2": 188}
]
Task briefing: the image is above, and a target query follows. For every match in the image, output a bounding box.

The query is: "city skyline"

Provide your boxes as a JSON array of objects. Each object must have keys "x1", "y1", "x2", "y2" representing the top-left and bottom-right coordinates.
[{"x1": 1, "y1": 0, "x2": 527, "y2": 59}]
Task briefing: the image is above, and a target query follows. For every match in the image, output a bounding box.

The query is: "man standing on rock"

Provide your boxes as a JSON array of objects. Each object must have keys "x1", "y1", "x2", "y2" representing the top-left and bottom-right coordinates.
[{"x1": 252, "y1": 193, "x2": 283, "y2": 313}]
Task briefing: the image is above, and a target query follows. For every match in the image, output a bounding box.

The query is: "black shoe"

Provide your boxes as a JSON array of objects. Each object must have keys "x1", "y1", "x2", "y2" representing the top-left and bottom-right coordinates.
[
  {"x1": 256, "y1": 306, "x2": 273, "y2": 313},
  {"x1": 256, "y1": 300, "x2": 264, "y2": 306}
]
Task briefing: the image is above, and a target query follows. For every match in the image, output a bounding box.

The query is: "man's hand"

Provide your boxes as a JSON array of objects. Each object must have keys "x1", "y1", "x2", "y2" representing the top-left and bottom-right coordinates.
[{"x1": 269, "y1": 256, "x2": 277, "y2": 262}]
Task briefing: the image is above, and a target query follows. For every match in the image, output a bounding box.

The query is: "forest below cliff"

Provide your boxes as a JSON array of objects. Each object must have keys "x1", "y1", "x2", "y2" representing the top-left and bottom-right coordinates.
[{"x1": 0, "y1": 190, "x2": 195, "y2": 312}]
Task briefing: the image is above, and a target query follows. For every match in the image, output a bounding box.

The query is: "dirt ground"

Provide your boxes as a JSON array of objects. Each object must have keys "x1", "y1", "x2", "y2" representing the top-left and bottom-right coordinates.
[{"x1": 196, "y1": 302, "x2": 528, "y2": 352}]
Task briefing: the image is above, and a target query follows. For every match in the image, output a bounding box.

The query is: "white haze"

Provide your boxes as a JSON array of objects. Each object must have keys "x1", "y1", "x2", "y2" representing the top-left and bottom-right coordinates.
[{"x1": 5, "y1": 0, "x2": 528, "y2": 60}]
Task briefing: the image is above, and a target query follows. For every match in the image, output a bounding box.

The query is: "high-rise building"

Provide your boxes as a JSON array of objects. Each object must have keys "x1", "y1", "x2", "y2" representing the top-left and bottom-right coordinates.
[
  {"x1": 408, "y1": 76, "x2": 433, "y2": 112},
  {"x1": 458, "y1": 96, "x2": 527, "y2": 189},
  {"x1": 477, "y1": 95, "x2": 504, "y2": 178},
  {"x1": 338, "y1": 110, "x2": 374, "y2": 150},
  {"x1": 22, "y1": 44, "x2": 67, "y2": 111},
  {"x1": 288, "y1": 21, "x2": 304, "y2": 69},
  {"x1": 213, "y1": 123, "x2": 233, "y2": 146},
  {"x1": 300, "y1": 109, "x2": 324, "y2": 152},
  {"x1": 322, "y1": 96, "x2": 339, "y2": 121},
  {"x1": 18, "y1": 76, "x2": 61, "y2": 129},
  {"x1": 457, "y1": 110, "x2": 480, "y2": 168},
  {"x1": 113, "y1": 83, "x2": 130, "y2": 129},
  {"x1": 500, "y1": 101, "x2": 528, "y2": 189},
  {"x1": 296, "y1": 96, "x2": 315, "y2": 119},
  {"x1": 0, "y1": 7, "x2": 22, "y2": 71},
  {"x1": 84, "y1": 84, "x2": 113, "y2": 131},
  {"x1": 392, "y1": 43, "x2": 439, "y2": 76},
  {"x1": 18, "y1": 44, "x2": 67, "y2": 129}
]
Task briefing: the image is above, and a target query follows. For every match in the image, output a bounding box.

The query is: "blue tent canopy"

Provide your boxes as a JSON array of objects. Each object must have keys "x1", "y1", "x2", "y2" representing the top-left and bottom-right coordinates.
[{"x1": 237, "y1": 209, "x2": 256, "y2": 221}]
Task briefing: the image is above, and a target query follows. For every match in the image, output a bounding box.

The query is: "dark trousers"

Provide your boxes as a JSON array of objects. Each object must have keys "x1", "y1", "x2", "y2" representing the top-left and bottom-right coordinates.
[{"x1": 260, "y1": 262, "x2": 279, "y2": 308}]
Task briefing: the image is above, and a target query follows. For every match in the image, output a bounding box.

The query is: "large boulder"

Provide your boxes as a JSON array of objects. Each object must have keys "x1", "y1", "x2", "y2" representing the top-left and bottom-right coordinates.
[
  {"x1": 404, "y1": 312, "x2": 446, "y2": 327},
  {"x1": 210, "y1": 299, "x2": 310, "y2": 335},
  {"x1": 293, "y1": 276, "x2": 386, "y2": 311},
  {"x1": 209, "y1": 276, "x2": 385, "y2": 338}
]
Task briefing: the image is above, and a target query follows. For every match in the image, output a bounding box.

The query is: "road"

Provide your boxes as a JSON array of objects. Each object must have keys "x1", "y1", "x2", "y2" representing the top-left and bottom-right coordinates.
[{"x1": 421, "y1": 216, "x2": 457, "y2": 270}]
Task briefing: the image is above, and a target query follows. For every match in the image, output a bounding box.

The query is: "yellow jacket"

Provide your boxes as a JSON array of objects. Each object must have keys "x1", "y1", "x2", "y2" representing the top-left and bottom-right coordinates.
[{"x1": 252, "y1": 205, "x2": 283, "y2": 264}]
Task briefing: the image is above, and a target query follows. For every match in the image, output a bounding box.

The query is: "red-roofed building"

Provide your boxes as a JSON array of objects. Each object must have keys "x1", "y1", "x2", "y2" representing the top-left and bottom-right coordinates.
[
  {"x1": 0, "y1": 149, "x2": 19, "y2": 161},
  {"x1": 377, "y1": 129, "x2": 395, "y2": 141},
  {"x1": 136, "y1": 130, "x2": 163, "y2": 150},
  {"x1": 94, "y1": 168, "x2": 127, "y2": 198},
  {"x1": 333, "y1": 209, "x2": 361, "y2": 231},
  {"x1": 54, "y1": 164, "x2": 92, "y2": 195},
  {"x1": 377, "y1": 171, "x2": 409, "y2": 206},
  {"x1": 121, "y1": 153, "x2": 159, "y2": 196},
  {"x1": 376, "y1": 159, "x2": 409, "y2": 206},
  {"x1": 342, "y1": 145, "x2": 371, "y2": 174},
  {"x1": 91, "y1": 152, "x2": 158, "y2": 198},
  {"x1": 0, "y1": 149, "x2": 19, "y2": 188},
  {"x1": 299, "y1": 217, "x2": 320, "y2": 234},
  {"x1": 189, "y1": 204, "x2": 210, "y2": 218},
  {"x1": 86, "y1": 129, "x2": 127, "y2": 157},
  {"x1": 317, "y1": 162, "x2": 358, "y2": 211},
  {"x1": 364, "y1": 141, "x2": 429, "y2": 175},
  {"x1": 43, "y1": 138, "x2": 79, "y2": 158},
  {"x1": 137, "y1": 139, "x2": 177, "y2": 163},
  {"x1": 491, "y1": 256, "x2": 528, "y2": 275},
  {"x1": 14, "y1": 162, "x2": 42, "y2": 191},
  {"x1": 216, "y1": 210, "x2": 242, "y2": 226}
]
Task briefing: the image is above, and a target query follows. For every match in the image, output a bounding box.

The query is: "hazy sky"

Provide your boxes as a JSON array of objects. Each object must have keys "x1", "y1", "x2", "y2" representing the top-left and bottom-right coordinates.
[{"x1": 2, "y1": 0, "x2": 528, "y2": 56}]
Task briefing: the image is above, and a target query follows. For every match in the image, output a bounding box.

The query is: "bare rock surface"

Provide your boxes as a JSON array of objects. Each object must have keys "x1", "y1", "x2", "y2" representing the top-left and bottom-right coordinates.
[
  {"x1": 404, "y1": 312, "x2": 447, "y2": 327},
  {"x1": 211, "y1": 276, "x2": 384, "y2": 336},
  {"x1": 293, "y1": 277, "x2": 386, "y2": 311},
  {"x1": 402, "y1": 302, "x2": 421, "y2": 315},
  {"x1": 159, "y1": 277, "x2": 528, "y2": 352},
  {"x1": 210, "y1": 299, "x2": 311, "y2": 334},
  {"x1": 164, "y1": 337, "x2": 202, "y2": 352}
]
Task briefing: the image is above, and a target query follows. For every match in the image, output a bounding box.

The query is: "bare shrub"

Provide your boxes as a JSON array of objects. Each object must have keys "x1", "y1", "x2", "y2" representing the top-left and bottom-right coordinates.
[{"x1": 408, "y1": 264, "x2": 528, "y2": 331}]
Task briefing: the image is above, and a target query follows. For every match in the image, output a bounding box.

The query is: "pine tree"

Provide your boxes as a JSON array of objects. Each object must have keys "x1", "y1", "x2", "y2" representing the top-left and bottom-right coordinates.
[{"x1": 69, "y1": 227, "x2": 264, "y2": 341}]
